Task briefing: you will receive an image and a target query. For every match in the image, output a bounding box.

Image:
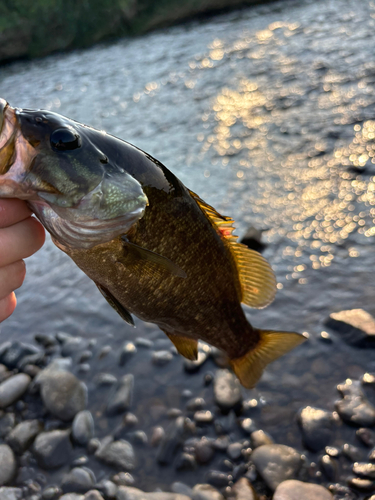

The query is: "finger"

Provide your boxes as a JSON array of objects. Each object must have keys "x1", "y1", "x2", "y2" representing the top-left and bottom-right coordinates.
[
  {"x1": 0, "y1": 260, "x2": 26, "y2": 300},
  {"x1": 0, "y1": 217, "x2": 45, "y2": 267},
  {"x1": 0, "y1": 292, "x2": 16, "y2": 323},
  {"x1": 0, "y1": 199, "x2": 32, "y2": 228}
]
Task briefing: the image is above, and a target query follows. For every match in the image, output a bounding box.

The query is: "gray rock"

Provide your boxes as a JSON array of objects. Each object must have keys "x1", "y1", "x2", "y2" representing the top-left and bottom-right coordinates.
[
  {"x1": 297, "y1": 406, "x2": 335, "y2": 451},
  {"x1": 231, "y1": 478, "x2": 258, "y2": 499},
  {"x1": 33, "y1": 430, "x2": 73, "y2": 469},
  {"x1": 150, "y1": 426, "x2": 165, "y2": 447},
  {"x1": 191, "y1": 484, "x2": 224, "y2": 500},
  {"x1": 6, "y1": 419, "x2": 43, "y2": 454},
  {"x1": 84, "y1": 491, "x2": 105, "y2": 500},
  {"x1": 106, "y1": 375, "x2": 134, "y2": 416},
  {"x1": 152, "y1": 350, "x2": 173, "y2": 366},
  {"x1": 72, "y1": 411, "x2": 95, "y2": 446},
  {"x1": 171, "y1": 482, "x2": 193, "y2": 497},
  {"x1": 251, "y1": 444, "x2": 302, "y2": 491},
  {"x1": 357, "y1": 428, "x2": 375, "y2": 447},
  {"x1": 112, "y1": 472, "x2": 135, "y2": 486},
  {"x1": 0, "y1": 488, "x2": 23, "y2": 500},
  {"x1": 41, "y1": 485, "x2": 62, "y2": 499},
  {"x1": 184, "y1": 351, "x2": 208, "y2": 373},
  {"x1": 157, "y1": 417, "x2": 195, "y2": 465},
  {"x1": 273, "y1": 480, "x2": 333, "y2": 499},
  {"x1": 251, "y1": 429, "x2": 274, "y2": 448},
  {"x1": 205, "y1": 470, "x2": 231, "y2": 488},
  {"x1": 213, "y1": 369, "x2": 242, "y2": 413},
  {"x1": 0, "y1": 374, "x2": 31, "y2": 408},
  {"x1": 61, "y1": 467, "x2": 96, "y2": 493},
  {"x1": 0, "y1": 412, "x2": 15, "y2": 438},
  {"x1": 176, "y1": 452, "x2": 197, "y2": 471},
  {"x1": 319, "y1": 454, "x2": 338, "y2": 481},
  {"x1": 353, "y1": 462, "x2": 375, "y2": 479},
  {"x1": 95, "y1": 479, "x2": 117, "y2": 498},
  {"x1": 0, "y1": 445, "x2": 16, "y2": 486},
  {"x1": 325, "y1": 309, "x2": 375, "y2": 347},
  {"x1": 116, "y1": 486, "x2": 190, "y2": 499},
  {"x1": 94, "y1": 373, "x2": 117, "y2": 386},
  {"x1": 195, "y1": 437, "x2": 215, "y2": 464},
  {"x1": 227, "y1": 442, "x2": 243, "y2": 460},
  {"x1": 61, "y1": 337, "x2": 86, "y2": 357},
  {"x1": 39, "y1": 369, "x2": 87, "y2": 421},
  {"x1": 59, "y1": 495, "x2": 84, "y2": 500},
  {"x1": 240, "y1": 418, "x2": 256, "y2": 434},
  {"x1": 135, "y1": 338, "x2": 154, "y2": 348},
  {"x1": 0, "y1": 341, "x2": 39, "y2": 369},
  {"x1": 335, "y1": 380, "x2": 375, "y2": 427},
  {"x1": 95, "y1": 437, "x2": 135, "y2": 470}
]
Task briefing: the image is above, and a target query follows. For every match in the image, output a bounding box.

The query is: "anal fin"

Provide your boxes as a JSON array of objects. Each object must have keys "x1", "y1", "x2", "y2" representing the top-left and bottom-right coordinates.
[
  {"x1": 96, "y1": 283, "x2": 135, "y2": 327},
  {"x1": 164, "y1": 331, "x2": 198, "y2": 361},
  {"x1": 231, "y1": 330, "x2": 307, "y2": 389}
]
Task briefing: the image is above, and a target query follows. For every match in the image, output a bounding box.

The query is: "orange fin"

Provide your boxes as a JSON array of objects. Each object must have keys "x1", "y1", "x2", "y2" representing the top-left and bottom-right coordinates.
[
  {"x1": 188, "y1": 190, "x2": 276, "y2": 308},
  {"x1": 231, "y1": 329, "x2": 307, "y2": 389},
  {"x1": 164, "y1": 331, "x2": 198, "y2": 361}
]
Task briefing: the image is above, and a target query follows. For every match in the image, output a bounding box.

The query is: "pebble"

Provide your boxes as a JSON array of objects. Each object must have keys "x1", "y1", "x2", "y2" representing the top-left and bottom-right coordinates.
[
  {"x1": 194, "y1": 411, "x2": 213, "y2": 424},
  {"x1": 320, "y1": 454, "x2": 338, "y2": 481},
  {"x1": 6, "y1": 419, "x2": 43, "y2": 454},
  {"x1": 0, "y1": 412, "x2": 15, "y2": 437},
  {"x1": 152, "y1": 350, "x2": 173, "y2": 366},
  {"x1": 127, "y1": 430, "x2": 148, "y2": 445},
  {"x1": 184, "y1": 351, "x2": 208, "y2": 373},
  {"x1": 95, "y1": 437, "x2": 135, "y2": 470},
  {"x1": 213, "y1": 369, "x2": 242, "y2": 413},
  {"x1": 273, "y1": 479, "x2": 333, "y2": 499},
  {"x1": 116, "y1": 486, "x2": 191, "y2": 499},
  {"x1": 297, "y1": 406, "x2": 334, "y2": 451},
  {"x1": 59, "y1": 494, "x2": 84, "y2": 500},
  {"x1": 191, "y1": 483, "x2": 224, "y2": 500},
  {"x1": 325, "y1": 309, "x2": 375, "y2": 347},
  {"x1": 251, "y1": 444, "x2": 302, "y2": 491},
  {"x1": 119, "y1": 343, "x2": 137, "y2": 366},
  {"x1": 95, "y1": 479, "x2": 117, "y2": 498},
  {"x1": 231, "y1": 478, "x2": 258, "y2": 499},
  {"x1": 347, "y1": 477, "x2": 375, "y2": 492},
  {"x1": 0, "y1": 341, "x2": 40, "y2": 369},
  {"x1": 72, "y1": 411, "x2": 95, "y2": 446},
  {"x1": 186, "y1": 398, "x2": 205, "y2": 412},
  {"x1": 227, "y1": 442, "x2": 243, "y2": 460},
  {"x1": 325, "y1": 446, "x2": 340, "y2": 458},
  {"x1": 251, "y1": 429, "x2": 274, "y2": 448},
  {"x1": 356, "y1": 428, "x2": 375, "y2": 447},
  {"x1": 0, "y1": 445, "x2": 16, "y2": 486},
  {"x1": 195, "y1": 437, "x2": 215, "y2": 464},
  {"x1": 0, "y1": 373, "x2": 31, "y2": 408},
  {"x1": 94, "y1": 373, "x2": 117, "y2": 386},
  {"x1": 106, "y1": 375, "x2": 134, "y2": 416},
  {"x1": 205, "y1": 470, "x2": 231, "y2": 488},
  {"x1": 157, "y1": 417, "x2": 194, "y2": 465},
  {"x1": 112, "y1": 472, "x2": 135, "y2": 486},
  {"x1": 39, "y1": 368, "x2": 87, "y2": 421},
  {"x1": 0, "y1": 488, "x2": 23, "y2": 500},
  {"x1": 33, "y1": 430, "x2": 73, "y2": 469},
  {"x1": 240, "y1": 418, "x2": 256, "y2": 435},
  {"x1": 175, "y1": 452, "x2": 197, "y2": 471},
  {"x1": 135, "y1": 338, "x2": 154, "y2": 348},
  {"x1": 172, "y1": 482, "x2": 193, "y2": 497},
  {"x1": 61, "y1": 467, "x2": 96, "y2": 493},
  {"x1": 42, "y1": 485, "x2": 62, "y2": 499},
  {"x1": 353, "y1": 462, "x2": 375, "y2": 479},
  {"x1": 61, "y1": 337, "x2": 85, "y2": 357},
  {"x1": 342, "y1": 443, "x2": 362, "y2": 462},
  {"x1": 84, "y1": 491, "x2": 105, "y2": 500},
  {"x1": 335, "y1": 380, "x2": 375, "y2": 427}
]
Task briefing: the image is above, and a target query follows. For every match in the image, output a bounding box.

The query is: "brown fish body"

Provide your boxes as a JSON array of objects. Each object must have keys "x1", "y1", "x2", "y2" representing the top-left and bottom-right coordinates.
[{"x1": 0, "y1": 99, "x2": 305, "y2": 388}]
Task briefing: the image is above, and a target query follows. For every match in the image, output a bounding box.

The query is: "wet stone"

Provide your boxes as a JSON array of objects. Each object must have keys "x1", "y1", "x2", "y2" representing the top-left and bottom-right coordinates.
[
  {"x1": 61, "y1": 467, "x2": 96, "y2": 494},
  {"x1": 157, "y1": 417, "x2": 194, "y2": 465},
  {"x1": 251, "y1": 429, "x2": 274, "y2": 448},
  {"x1": 151, "y1": 427, "x2": 165, "y2": 447},
  {"x1": 369, "y1": 448, "x2": 375, "y2": 461},
  {"x1": 0, "y1": 444, "x2": 16, "y2": 486},
  {"x1": 33, "y1": 430, "x2": 73, "y2": 469},
  {"x1": 72, "y1": 456, "x2": 89, "y2": 467},
  {"x1": 0, "y1": 488, "x2": 23, "y2": 500},
  {"x1": 357, "y1": 428, "x2": 375, "y2": 447},
  {"x1": 251, "y1": 444, "x2": 303, "y2": 491},
  {"x1": 205, "y1": 470, "x2": 231, "y2": 488},
  {"x1": 0, "y1": 341, "x2": 39, "y2": 369},
  {"x1": 325, "y1": 446, "x2": 340, "y2": 458},
  {"x1": 231, "y1": 477, "x2": 258, "y2": 499},
  {"x1": 167, "y1": 408, "x2": 183, "y2": 418},
  {"x1": 72, "y1": 411, "x2": 95, "y2": 446},
  {"x1": 95, "y1": 479, "x2": 117, "y2": 498},
  {"x1": 320, "y1": 454, "x2": 338, "y2": 481},
  {"x1": 342, "y1": 443, "x2": 362, "y2": 462},
  {"x1": 298, "y1": 406, "x2": 335, "y2": 451},
  {"x1": 227, "y1": 442, "x2": 243, "y2": 460},
  {"x1": 195, "y1": 437, "x2": 215, "y2": 464},
  {"x1": 194, "y1": 411, "x2": 214, "y2": 424},
  {"x1": 112, "y1": 472, "x2": 135, "y2": 486},
  {"x1": 119, "y1": 343, "x2": 137, "y2": 367},
  {"x1": 184, "y1": 351, "x2": 208, "y2": 373},
  {"x1": 106, "y1": 374, "x2": 134, "y2": 416},
  {"x1": 176, "y1": 452, "x2": 197, "y2": 471},
  {"x1": 61, "y1": 337, "x2": 86, "y2": 357},
  {"x1": 273, "y1": 479, "x2": 333, "y2": 500},
  {"x1": 6, "y1": 419, "x2": 43, "y2": 454},
  {"x1": 335, "y1": 380, "x2": 375, "y2": 427},
  {"x1": 0, "y1": 412, "x2": 15, "y2": 438},
  {"x1": 214, "y1": 369, "x2": 242, "y2": 413},
  {"x1": 152, "y1": 350, "x2": 173, "y2": 366},
  {"x1": 353, "y1": 462, "x2": 375, "y2": 479},
  {"x1": 95, "y1": 437, "x2": 135, "y2": 470},
  {"x1": 325, "y1": 309, "x2": 375, "y2": 347},
  {"x1": 192, "y1": 483, "x2": 224, "y2": 500},
  {"x1": 39, "y1": 368, "x2": 87, "y2": 421},
  {"x1": 117, "y1": 486, "x2": 191, "y2": 499},
  {"x1": 94, "y1": 373, "x2": 117, "y2": 386},
  {"x1": 59, "y1": 494, "x2": 84, "y2": 500},
  {"x1": 0, "y1": 373, "x2": 31, "y2": 408},
  {"x1": 347, "y1": 477, "x2": 375, "y2": 492},
  {"x1": 241, "y1": 418, "x2": 256, "y2": 435},
  {"x1": 42, "y1": 485, "x2": 63, "y2": 500},
  {"x1": 135, "y1": 338, "x2": 154, "y2": 348},
  {"x1": 84, "y1": 491, "x2": 105, "y2": 500},
  {"x1": 127, "y1": 430, "x2": 148, "y2": 445},
  {"x1": 172, "y1": 482, "x2": 193, "y2": 497},
  {"x1": 186, "y1": 397, "x2": 205, "y2": 412}
]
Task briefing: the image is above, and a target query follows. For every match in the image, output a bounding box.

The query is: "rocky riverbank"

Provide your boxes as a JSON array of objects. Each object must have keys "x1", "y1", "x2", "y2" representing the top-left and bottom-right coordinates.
[
  {"x1": 0, "y1": 0, "x2": 276, "y2": 64},
  {"x1": 0, "y1": 312, "x2": 375, "y2": 499}
]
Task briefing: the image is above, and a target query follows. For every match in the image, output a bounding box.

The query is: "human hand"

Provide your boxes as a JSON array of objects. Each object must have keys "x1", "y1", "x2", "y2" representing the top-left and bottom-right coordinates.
[{"x1": 0, "y1": 199, "x2": 45, "y2": 322}]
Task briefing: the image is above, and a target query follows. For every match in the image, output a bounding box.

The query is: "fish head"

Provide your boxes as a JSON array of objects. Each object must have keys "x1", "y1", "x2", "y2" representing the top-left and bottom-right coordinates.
[{"x1": 0, "y1": 99, "x2": 148, "y2": 249}]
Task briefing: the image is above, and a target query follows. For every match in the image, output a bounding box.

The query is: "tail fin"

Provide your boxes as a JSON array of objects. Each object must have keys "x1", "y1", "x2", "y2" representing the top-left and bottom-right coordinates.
[{"x1": 230, "y1": 329, "x2": 307, "y2": 389}]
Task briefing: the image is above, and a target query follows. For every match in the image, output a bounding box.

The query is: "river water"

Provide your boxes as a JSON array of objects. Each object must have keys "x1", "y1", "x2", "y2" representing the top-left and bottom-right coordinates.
[{"x1": 1, "y1": 0, "x2": 375, "y2": 494}]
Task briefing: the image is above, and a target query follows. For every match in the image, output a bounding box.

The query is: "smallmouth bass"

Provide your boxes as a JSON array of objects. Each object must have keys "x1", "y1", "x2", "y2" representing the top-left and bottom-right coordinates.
[{"x1": 0, "y1": 99, "x2": 306, "y2": 388}]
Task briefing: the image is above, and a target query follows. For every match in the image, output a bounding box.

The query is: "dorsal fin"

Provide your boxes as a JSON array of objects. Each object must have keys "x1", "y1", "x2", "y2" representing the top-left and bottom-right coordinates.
[{"x1": 188, "y1": 189, "x2": 276, "y2": 309}]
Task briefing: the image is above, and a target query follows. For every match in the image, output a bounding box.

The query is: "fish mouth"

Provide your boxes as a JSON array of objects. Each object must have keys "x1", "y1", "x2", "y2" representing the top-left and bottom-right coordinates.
[{"x1": 0, "y1": 98, "x2": 39, "y2": 199}]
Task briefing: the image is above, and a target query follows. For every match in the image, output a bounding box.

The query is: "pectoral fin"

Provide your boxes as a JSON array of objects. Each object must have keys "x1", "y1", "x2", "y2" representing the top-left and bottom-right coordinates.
[
  {"x1": 164, "y1": 331, "x2": 198, "y2": 361},
  {"x1": 231, "y1": 330, "x2": 307, "y2": 389},
  {"x1": 96, "y1": 282, "x2": 135, "y2": 327},
  {"x1": 121, "y1": 237, "x2": 186, "y2": 278}
]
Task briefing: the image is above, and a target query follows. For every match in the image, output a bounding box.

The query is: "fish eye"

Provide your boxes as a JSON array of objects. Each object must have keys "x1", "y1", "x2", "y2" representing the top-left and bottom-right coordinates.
[{"x1": 50, "y1": 128, "x2": 81, "y2": 151}]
